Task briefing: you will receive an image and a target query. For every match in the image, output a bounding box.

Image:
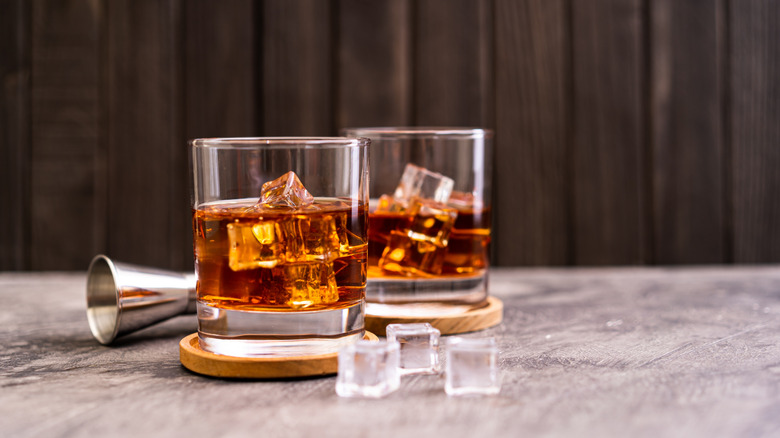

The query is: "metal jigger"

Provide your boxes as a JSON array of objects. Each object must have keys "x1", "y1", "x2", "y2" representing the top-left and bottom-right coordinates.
[{"x1": 86, "y1": 255, "x2": 197, "y2": 345}]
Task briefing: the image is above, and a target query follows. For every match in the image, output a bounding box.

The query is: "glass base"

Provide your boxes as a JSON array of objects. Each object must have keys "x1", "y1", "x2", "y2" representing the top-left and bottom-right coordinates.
[
  {"x1": 197, "y1": 300, "x2": 365, "y2": 357},
  {"x1": 366, "y1": 271, "x2": 488, "y2": 304}
]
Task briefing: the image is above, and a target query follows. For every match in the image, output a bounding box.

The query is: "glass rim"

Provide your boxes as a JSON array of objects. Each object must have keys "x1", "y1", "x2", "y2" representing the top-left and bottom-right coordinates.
[
  {"x1": 341, "y1": 126, "x2": 493, "y2": 139},
  {"x1": 190, "y1": 137, "x2": 370, "y2": 149}
]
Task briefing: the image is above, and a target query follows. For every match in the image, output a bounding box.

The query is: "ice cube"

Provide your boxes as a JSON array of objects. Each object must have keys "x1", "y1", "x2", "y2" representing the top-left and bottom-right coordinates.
[
  {"x1": 406, "y1": 199, "x2": 458, "y2": 248},
  {"x1": 448, "y1": 190, "x2": 477, "y2": 210},
  {"x1": 260, "y1": 171, "x2": 314, "y2": 208},
  {"x1": 336, "y1": 340, "x2": 400, "y2": 398},
  {"x1": 299, "y1": 212, "x2": 344, "y2": 263},
  {"x1": 385, "y1": 323, "x2": 441, "y2": 375},
  {"x1": 373, "y1": 194, "x2": 406, "y2": 214},
  {"x1": 445, "y1": 337, "x2": 500, "y2": 396},
  {"x1": 378, "y1": 230, "x2": 447, "y2": 277},
  {"x1": 393, "y1": 164, "x2": 454, "y2": 206},
  {"x1": 283, "y1": 262, "x2": 338, "y2": 309},
  {"x1": 227, "y1": 220, "x2": 291, "y2": 270},
  {"x1": 377, "y1": 198, "x2": 457, "y2": 276}
]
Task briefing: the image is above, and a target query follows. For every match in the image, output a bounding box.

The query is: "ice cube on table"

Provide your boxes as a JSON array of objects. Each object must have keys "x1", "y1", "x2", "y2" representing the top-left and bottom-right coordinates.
[
  {"x1": 445, "y1": 337, "x2": 500, "y2": 396},
  {"x1": 393, "y1": 164, "x2": 454, "y2": 207},
  {"x1": 260, "y1": 171, "x2": 314, "y2": 208},
  {"x1": 336, "y1": 340, "x2": 401, "y2": 398},
  {"x1": 386, "y1": 323, "x2": 441, "y2": 375}
]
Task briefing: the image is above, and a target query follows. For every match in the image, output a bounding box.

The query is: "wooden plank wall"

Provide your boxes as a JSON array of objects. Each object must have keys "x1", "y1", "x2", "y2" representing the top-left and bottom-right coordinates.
[{"x1": 1, "y1": 0, "x2": 779, "y2": 271}]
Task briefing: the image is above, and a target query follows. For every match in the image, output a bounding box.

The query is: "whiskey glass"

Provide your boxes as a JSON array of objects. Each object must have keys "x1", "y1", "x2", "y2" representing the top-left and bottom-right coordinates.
[{"x1": 190, "y1": 137, "x2": 369, "y2": 357}]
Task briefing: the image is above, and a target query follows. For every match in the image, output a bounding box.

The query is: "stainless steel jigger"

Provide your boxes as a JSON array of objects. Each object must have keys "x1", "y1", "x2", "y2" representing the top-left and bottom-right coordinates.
[{"x1": 86, "y1": 255, "x2": 197, "y2": 344}]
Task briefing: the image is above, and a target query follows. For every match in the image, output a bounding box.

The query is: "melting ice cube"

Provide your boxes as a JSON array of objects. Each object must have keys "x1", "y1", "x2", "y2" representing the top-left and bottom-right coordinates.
[
  {"x1": 394, "y1": 164, "x2": 454, "y2": 205},
  {"x1": 227, "y1": 220, "x2": 292, "y2": 270},
  {"x1": 406, "y1": 199, "x2": 458, "y2": 248},
  {"x1": 377, "y1": 199, "x2": 457, "y2": 276},
  {"x1": 260, "y1": 171, "x2": 314, "y2": 208},
  {"x1": 336, "y1": 340, "x2": 401, "y2": 398},
  {"x1": 448, "y1": 190, "x2": 477, "y2": 210},
  {"x1": 386, "y1": 323, "x2": 441, "y2": 375},
  {"x1": 445, "y1": 337, "x2": 501, "y2": 396},
  {"x1": 299, "y1": 212, "x2": 346, "y2": 263},
  {"x1": 378, "y1": 230, "x2": 447, "y2": 277},
  {"x1": 283, "y1": 262, "x2": 338, "y2": 309}
]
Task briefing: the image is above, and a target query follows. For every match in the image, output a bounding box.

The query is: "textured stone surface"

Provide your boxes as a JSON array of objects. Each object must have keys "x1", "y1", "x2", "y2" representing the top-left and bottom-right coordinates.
[{"x1": 2, "y1": 267, "x2": 780, "y2": 437}]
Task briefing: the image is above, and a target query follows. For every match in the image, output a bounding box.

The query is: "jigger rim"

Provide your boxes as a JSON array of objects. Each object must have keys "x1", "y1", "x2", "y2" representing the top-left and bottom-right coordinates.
[{"x1": 86, "y1": 254, "x2": 122, "y2": 345}]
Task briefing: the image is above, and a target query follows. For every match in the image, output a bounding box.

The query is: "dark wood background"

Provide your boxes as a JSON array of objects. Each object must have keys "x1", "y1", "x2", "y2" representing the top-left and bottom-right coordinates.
[{"x1": 1, "y1": 0, "x2": 778, "y2": 271}]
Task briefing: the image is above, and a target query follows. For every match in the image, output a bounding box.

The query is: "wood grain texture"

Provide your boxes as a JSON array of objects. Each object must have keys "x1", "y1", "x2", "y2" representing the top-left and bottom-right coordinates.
[
  {"x1": 731, "y1": 0, "x2": 780, "y2": 262},
  {"x1": 413, "y1": 0, "x2": 492, "y2": 126},
  {"x1": 179, "y1": 331, "x2": 378, "y2": 379},
  {"x1": 262, "y1": 0, "x2": 333, "y2": 136},
  {"x1": 365, "y1": 296, "x2": 503, "y2": 336},
  {"x1": 650, "y1": 0, "x2": 726, "y2": 264},
  {"x1": 104, "y1": 0, "x2": 187, "y2": 270},
  {"x1": 571, "y1": 0, "x2": 647, "y2": 265},
  {"x1": 184, "y1": 0, "x2": 257, "y2": 139},
  {"x1": 0, "y1": 0, "x2": 30, "y2": 270},
  {"x1": 30, "y1": 0, "x2": 101, "y2": 270},
  {"x1": 336, "y1": 0, "x2": 412, "y2": 129},
  {"x1": 3, "y1": 268, "x2": 780, "y2": 436},
  {"x1": 493, "y1": 0, "x2": 569, "y2": 266}
]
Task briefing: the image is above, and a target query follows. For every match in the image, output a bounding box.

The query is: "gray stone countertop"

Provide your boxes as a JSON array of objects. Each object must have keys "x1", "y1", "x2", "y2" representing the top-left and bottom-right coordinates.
[{"x1": 2, "y1": 267, "x2": 780, "y2": 437}]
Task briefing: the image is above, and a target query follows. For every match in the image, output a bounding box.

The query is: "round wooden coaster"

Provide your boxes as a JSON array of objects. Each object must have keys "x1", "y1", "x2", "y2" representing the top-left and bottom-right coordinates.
[
  {"x1": 179, "y1": 331, "x2": 378, "y2": 379},
  {"x1": 365, "y1": 296, "x2": 503, "y2": 336}
]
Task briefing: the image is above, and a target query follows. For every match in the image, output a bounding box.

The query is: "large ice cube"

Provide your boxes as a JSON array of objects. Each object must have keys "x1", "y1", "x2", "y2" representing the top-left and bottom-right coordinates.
[
  {"x1": 447, "y1": 190, "x2": 477, "y2": 210},
  {"x1": 260, "y1": 171, "x2": 314, "y2": 208},
  {"x1": 336, "y1": 340, "x2": 401, "y2": 398},
  {"x1": 445, "y1": 337, "x2": 500, "y2": 396},
  {"x1": 227, "y1": 220, "x2": 292, "y2": 270},
  {"x1": 299, "y1": 212, "x2": 345, "y2": 263},
  {"x1": 378, "y1": 230, "x2": 447, "y2": 277},
  {"x1": 284, "y1": 262, "x2": 338, "y2": 309},
  {"x1": 386, "y1": 323, "x2": 441, "y2": 375},
  {"x1": 373, "y1": 194, "x2": 406, "y2": 214},
  {"x1": 229, "y1": 211, "x2": 351, "y2": 270},
  {"x1": 406, "y1": 199, "x2": 458, "y2": 247},
  {"x1": 377, "y1": 199, "x2": 457, "y2": 276},
  {"x1": 393, "y1": 164, "x2": 454, "y2": 206}
]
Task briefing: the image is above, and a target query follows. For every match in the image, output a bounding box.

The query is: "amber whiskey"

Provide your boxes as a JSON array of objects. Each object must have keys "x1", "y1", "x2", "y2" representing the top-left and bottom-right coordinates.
[{"x1": 193, "y1": 198, "x2": 367, "y2": 311}]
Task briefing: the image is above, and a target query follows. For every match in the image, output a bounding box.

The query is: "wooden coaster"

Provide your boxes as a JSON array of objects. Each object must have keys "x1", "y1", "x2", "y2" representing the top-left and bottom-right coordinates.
[
  {"x1": 365, "y1": 296, "x2": 503, "y2": 336},
  {"x1": 179, "y1": 331, "x2": 378, "y2": 379}
]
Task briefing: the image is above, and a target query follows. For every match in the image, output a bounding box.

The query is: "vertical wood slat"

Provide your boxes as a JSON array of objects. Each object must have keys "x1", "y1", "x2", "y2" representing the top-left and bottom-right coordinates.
[
  {"x1": 105, "y1": 0, "x2": 186, "y2": 270},
  {"x1": 571, "y1": 0, "x2": 647, "y2": 265},
  {"x1": 184, "y1": 0, "x2": 257, "y2": 139},
  {"x1": 493, "y1": 0, "x2": 569, "y2": 265},
  {"x1": 731, "y1": 0, "x2": 780, "y2": 262},
  {"x1": 649, "y1": 0, "x2": 726, "y2": 264},
  {"x1": 0, "y1": 0, "x2": 30, "y2": 270},
  {"x1": 262, "y1": 0, "x2": 333, "y2": 136},
  {"x1": 413, "y1": 0, "x2": 492, "y2": 126},
  {"x1": 336, "y1": 0, "x2": 412, "y2": 129},
  {"x1": 30, "y1": 0, "x2": 101, "y2": 270}
]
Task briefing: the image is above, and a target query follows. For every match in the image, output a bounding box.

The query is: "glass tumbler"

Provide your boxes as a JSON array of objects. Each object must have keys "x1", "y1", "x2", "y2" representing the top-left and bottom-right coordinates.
[
  {"x1": 341, "y1": 127, "x2": 493, "y2": 306},
  {"x1": 190, "y1": 137, "x2": 369, "y2": 357}
]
